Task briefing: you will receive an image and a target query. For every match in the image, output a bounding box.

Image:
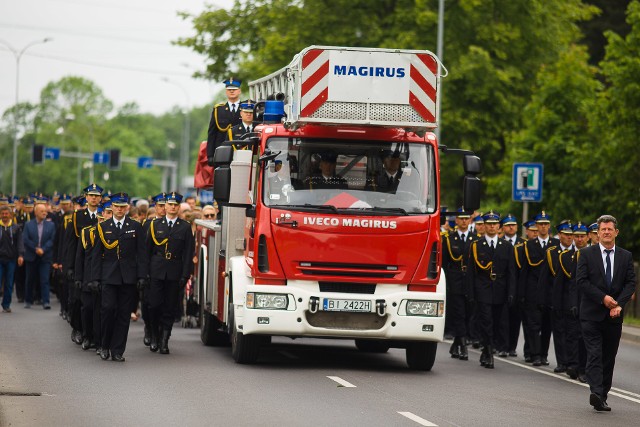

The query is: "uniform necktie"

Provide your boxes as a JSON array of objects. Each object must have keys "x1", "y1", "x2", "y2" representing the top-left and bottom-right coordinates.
[
  {"x1": 231, "y1": 104, "x2": 236, "y2": 114},
  {"x1": 461, "y1": 233, "x2": 466, "y2": 243},
  {"x1": 509, "y1": 238, "x2": 513, "y2": 246},
  {"x1": 490, "y1": 240, "x2": 495, "y2": 249},
  {"x1": 246, "y1": 125, "x2": 251, "y2": 133},
  {"x1": 91, "y1": 213, "x2": 96, "y2": 220},
  {"x1": 541, "y1": 240, "x2": 546, "y2": 249},
  {"x1": 116, "y1": 222, "x2": 121, "y2": 230},
  {"x1": 168, "y1": 221, "x2": 173, "y2": 229},
  {"x1": 605, "y1": 249, "x2": 613, "y2": 289}
]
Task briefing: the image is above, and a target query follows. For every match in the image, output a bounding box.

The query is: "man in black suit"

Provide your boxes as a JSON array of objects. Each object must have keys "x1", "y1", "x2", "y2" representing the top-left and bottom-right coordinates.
[
  {"x1": 206, "y1": 77, "x2": 243, "y2": 164},
  {"x1": 442, "y1": 209, "x2": 477, "y2": 360},
  {"x1": 146, "y1": 192, "x2": 194, "y2": 354},
  {"x1": 518, "y1": 211, "x2": 559, "y2": 366},
  {"x1": 577, "y1": 215, "x2": 635, "y2": 412},
  {"x1": 22, "y1": 203, "x2": 57, "y2": 309},
  {"x1": 467, "y1": 211, "x2": 517, "y2": 369},
  {"x1": 92, "y1": 193, "x2": 147, "y2": 362}
]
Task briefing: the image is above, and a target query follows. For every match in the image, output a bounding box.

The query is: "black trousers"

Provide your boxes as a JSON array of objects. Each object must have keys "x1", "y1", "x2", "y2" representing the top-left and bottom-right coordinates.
[
  {"x1": 447, "y1": 292, "x2": 467, "y2": 337},
  {"x1": 540, "y1": 305, "x2": 552, "y2": 358},
  {"x1": 14, "y1": 263, "x2": 25, "y2": 300},
  {"x1": 581, "y1": 319, "x2": 622, "y2": 400},
  {"x1": 476, "y1": 302, "x2": 507, "y2": 349},
  {"x1": 523, "y1": 303, "x2": 553, "y2": 358},
  {"x1": 101, "y1": 284, "x2": 136, "y2": 355},
  {"x1": 508, "y1": 304, "x2": 523, "y2": 352},
  {"x1": 148, "y1": 278, "x2": 180, "y2": 333},
  {"x1": 81, "y1": 290, "x2": 95, "y2": 341},
  {"x1": 565, "y1": 313, "x2": 581, "y2": 371},
  {"x1": 68, "y1": 278, "x2": 82, "y2": 331},
  {"x1": 552, "y1": 310, "x2": 567, "y2": 366}
]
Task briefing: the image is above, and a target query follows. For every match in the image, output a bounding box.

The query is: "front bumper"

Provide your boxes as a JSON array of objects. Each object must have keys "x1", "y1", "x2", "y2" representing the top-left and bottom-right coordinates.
[{"x1": 237, "y1": 280, "x2": 444, "y2": 342}]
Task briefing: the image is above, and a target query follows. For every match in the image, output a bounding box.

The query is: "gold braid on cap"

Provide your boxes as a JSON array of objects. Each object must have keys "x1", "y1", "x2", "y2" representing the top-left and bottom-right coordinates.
[
  {"x1": 524, "y1": 241, "x2": 544, "y2": 267},
  {"x1": 96, "y1": 223, "x2": 118, "y2": 250}
]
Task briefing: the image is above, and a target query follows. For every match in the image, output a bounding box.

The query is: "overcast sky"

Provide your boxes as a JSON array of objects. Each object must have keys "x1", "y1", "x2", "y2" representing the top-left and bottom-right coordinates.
[{"x1": 0, "y1": 0, "x2": 235, "y2": 118}]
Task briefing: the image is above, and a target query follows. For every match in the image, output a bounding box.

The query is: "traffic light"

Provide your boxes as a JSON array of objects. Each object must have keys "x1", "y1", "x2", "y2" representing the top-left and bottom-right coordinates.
[
  {"x1": 109, "y1": 149, "x2": 121, "y2": 170},
  {"x1": 32, "y1": 144, "x2": 44, "y2": 165}
]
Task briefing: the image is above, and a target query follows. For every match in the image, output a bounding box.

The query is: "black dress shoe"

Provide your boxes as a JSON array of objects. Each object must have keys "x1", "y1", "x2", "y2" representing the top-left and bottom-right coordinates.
[
  {"x1": 508, "y1": 351, "x2": 517, "y2": 357},
  {"x1": 524, "y1": 356, "x2": 533, "y2": 363},
  {"x1": 541, "y1": 357, "x2": 549, "y2": 366},
  {"x1": 143, "y1": 326, "x2": 151, "y2": 347},
  {"x1": 566, "y1": 367, "x2": 578, "y2": 379},
  {"x1": 497, "y1": 351, "x2": 508, "y2": 358},
  {"x1": 471, "y1": 340, "x2": 481, "y2": 349},
  {"x1": 81, "y1": 338, "x2": 91, "y2": 350},
  {"x1": 578, "y1": 374, "x2": 587, "y2": 383},
  {"x1": 111, "y1": 354, "x2": 125, "y2": 362},
  {"x1": 96, "y1": 347, "x2": 102, "y2": 355},
  {"x1": 590, "y1": 393, "x2": 611, "y2": 411},
  {"x1": 554, "y1": 365, "x2": 567, "y2": 373},
  {"x1": 100, "y1": 349, "x2": 110, "y2": 360},
  {"x1": 532, "y1": 357, "x2": 541, "y2": 367}
]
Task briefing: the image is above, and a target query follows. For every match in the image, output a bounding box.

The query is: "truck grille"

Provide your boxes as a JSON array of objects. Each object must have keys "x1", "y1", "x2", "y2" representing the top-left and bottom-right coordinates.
[
  {"x1": 305, "y1": 311, "x2": 387, "y2": 330},
  {"x1": 298, "y1": 261, "x2": 399, "y2": 279},
  {"x1": 319, "y1": 282, "x2": 376, "y2": 294}
]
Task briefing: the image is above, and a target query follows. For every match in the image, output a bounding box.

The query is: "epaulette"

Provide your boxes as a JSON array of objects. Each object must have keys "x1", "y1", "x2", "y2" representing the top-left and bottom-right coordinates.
[
  {"x1": 524, "y1": 240, "x2": 544, "y2": 267},
  {"x1": 546, "y1": 246, "x2": 558, "y2": 276},
  {"x1": 214, "y1": 102, "x2": 227, "y2": 108},
  {"x1": 559, "y1": 249, "x2": 578, "y2": 279},
  {"x1": 440, "y1": 230, "x2": 449, "y2": 237}
]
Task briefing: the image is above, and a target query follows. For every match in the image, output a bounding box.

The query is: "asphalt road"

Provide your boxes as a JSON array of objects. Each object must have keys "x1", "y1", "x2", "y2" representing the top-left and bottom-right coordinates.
[{"x1": 1, "y1": 301, "x2": 639, "y2": 427}]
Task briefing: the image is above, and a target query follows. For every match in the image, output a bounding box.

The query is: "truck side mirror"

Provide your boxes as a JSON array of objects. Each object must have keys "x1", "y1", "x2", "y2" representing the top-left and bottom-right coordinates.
[
  {"x1": 213, "y1": 167, "x2": 231, "y2": 203},
  {"x1": 463, "y1": 176, "x2": 481, "y2": 211},
  {"x1": 463, "y1": 155, "x2": 482, "y2": 175},
  {"x1": 213, "y1": 146, "x2": 234, "y2": 167}
]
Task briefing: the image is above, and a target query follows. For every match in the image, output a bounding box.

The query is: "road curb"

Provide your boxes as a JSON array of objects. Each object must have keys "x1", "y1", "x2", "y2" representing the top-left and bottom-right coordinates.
[{"x1": 621, "y1": 325, "x2": 640, "y2": 344}]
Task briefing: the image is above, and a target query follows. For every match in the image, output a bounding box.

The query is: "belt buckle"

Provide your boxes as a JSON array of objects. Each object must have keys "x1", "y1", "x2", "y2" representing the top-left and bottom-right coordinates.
[
  {"x1": 165, "y1": 252, "x2": 172, "y2": 260},
  {"x1": 461, "y1": 265, "x2": 467, "y2": 273},
  {"x1": 490, "y1": 272, "x2": 497, "y2": 281}
]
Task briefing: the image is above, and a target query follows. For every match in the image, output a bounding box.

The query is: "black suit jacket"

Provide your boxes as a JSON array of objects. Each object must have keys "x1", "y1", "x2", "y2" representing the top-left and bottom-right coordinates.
[
  {"x1": 206, "y1": 102, "x2": 241, "y2": 157},
  {"x1": 91, "y1": 218, "x2": 147, "y2": 285},
  {"x1": 442, "y1": 231, "x2": 478, "y2": 295},
  {"x1": 552, "y1": 249, "x2": 579, "y2": 312},
  {"x1": 467, "y1": 237, "x2": 516, "y2": 305},
  {"x1": 576, "y1": 244, "x2": 636, "y2": 323}
]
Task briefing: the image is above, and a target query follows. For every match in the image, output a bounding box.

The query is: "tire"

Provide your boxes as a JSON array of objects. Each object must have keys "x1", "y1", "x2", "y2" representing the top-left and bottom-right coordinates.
[
  {"x1": 406, "y1": 341, "x2": 437, "y2": 371},
  {"x1": 355, "y1": 339, "x2": 390, "y2": 353},
  {"x1": 200, "y1": 311, "x2": 229, "y2": 346},
  {"x1": 229, "y1": 302, "x2": 261, "y2": 364}
]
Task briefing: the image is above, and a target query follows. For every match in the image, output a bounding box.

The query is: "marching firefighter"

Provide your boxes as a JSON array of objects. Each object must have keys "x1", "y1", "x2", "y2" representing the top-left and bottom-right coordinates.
[{"x1": 146, "y1": 192, "x2": 194, "y2": 354}]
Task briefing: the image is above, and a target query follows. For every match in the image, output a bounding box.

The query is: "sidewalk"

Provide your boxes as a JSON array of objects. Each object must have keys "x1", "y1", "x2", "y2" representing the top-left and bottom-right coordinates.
[{"x1": 622, "y1": 324, "x2": 640, "y2": 344}]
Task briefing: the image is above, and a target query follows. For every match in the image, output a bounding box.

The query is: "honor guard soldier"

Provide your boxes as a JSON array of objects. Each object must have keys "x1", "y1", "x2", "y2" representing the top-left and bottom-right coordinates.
[
  {"x1": 519, "y1": 211, "x2": 559, "y2": 366},
  {"x1": 542, "y1": 221, "x2": 574, "y2": 373},
  {"x1": 206, "y1": 77, "x2": 243, "y2": 165},
  {"x1": 555, "y1": 222, "x2": 589, "y2": 383},
  {"x1": 471, "y1": 213, "x2": 485, "y2": 237},
  {"x1": 231, "y1": 100, "x2": 256, "y2": 140},
  {"x1": 588, "y1": 222, "x2": 599, "y2": 245},
  {"x1": 442, "y1": 208, "x2": 477, "y2": 360},
  {"x1": 64, "y1": 184, "x2": 101, "y2": 345},
  {"x1": 515, "y1": 219, "x2": 537, "y2": 361},
  {"x1": 467, "y1": 211, "x2": 516, "y2": 369},
  {"x1": 146, "y1": 192, "x2": 194, "y2": 354},
  {"x1": 92, "y1": 193, "x2": 147, "y2": 362},
  {"x1": 140, "y1": 192, "x2": 167, "y2": 347},
  {"x1": 501, "y1": 214, "x2": 526, "y2": 357}
]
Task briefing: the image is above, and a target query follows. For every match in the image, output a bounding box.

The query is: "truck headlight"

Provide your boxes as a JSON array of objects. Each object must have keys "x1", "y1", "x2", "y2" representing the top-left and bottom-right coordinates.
[
  {"x1": 246, "y1": 293, "x2": 288, "y2": 310},
  {"x1": 405, "y1": 300, "x2": 444, "y2": 317}
]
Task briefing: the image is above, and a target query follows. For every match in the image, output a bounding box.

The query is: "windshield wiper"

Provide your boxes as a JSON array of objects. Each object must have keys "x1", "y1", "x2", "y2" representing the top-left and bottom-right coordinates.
[
  {"x1": 271, "y1": 204, "x2": 339, "y2": 213},
  {"x1": 366, "y1": 207, "x2": 409, "y2": 215}
]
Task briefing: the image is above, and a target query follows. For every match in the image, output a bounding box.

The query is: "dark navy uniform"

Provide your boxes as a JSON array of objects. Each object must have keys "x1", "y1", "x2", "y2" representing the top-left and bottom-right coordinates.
[
  {"x1": 146, "y1": 193, "x2": 194, "y2": 354},
  {"x1": 206, "y1": 78, "x2": 242, "y2": 160},
  {"x1": 231, "y1": 121, "x2": 254, "y2": 140},
  {"x1": 501, "y1": 213, "x2": 526, "y2": 358},
  {"x1": 75, "y1": 224, "x2": 100, "y2": 350},
  {"x1": 519, "y1": 212, "x2": 560, "y2": 366},
  {"x1": 442, "y1": 221, "x2": 477, "y2": 360},
  {"x1": 467, "y1": 213, "x2": 516, "y2": 369},
  {"x1": 92, "y1": 194, "x2": 147, "y2": 362}
]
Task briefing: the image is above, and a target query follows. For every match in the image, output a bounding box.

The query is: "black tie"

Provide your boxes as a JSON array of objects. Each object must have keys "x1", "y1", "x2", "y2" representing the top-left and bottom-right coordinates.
[
  {"x1": 246, "y1": 125, "x2": 251, "y2": 133},
  {"x1": 509, "y1": 238, "x2": 513, "y2": 246},
  {"x1": 490, "y1": 240, "x2": 495, "y2": 249},
  {"x1": 231, "y1": 104, "x2": 236, "y2": 114},
  {"x1": 168, "y1": 221, "x2": 173, "y2": 229},
  {"x1": 116, "y1": 222, "x2": 121, "y2": 230},
  {"x1": 605, "y1": 249, "x2": 613, "y2": 289},
  {"x1": 541, "y1": 240, "x2": 546, "y2": 249},
  {"x1": 91, "y1": 213, "x2": 96, "y2": 220},
  {"x1": 461, "y1": 233, "x2": 466, "y2": 243}
]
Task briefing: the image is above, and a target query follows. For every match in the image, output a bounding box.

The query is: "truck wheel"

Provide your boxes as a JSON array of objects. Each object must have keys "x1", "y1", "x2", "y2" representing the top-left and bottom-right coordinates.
[
  {"x1": 355, "y1": 339, "x2": 390, "y2": 353},
  {"x1": 200, "y1": 311, "x2": 229, "y2": 346},
  {"x1": 229, "y1": 303, "x2": 261, "y2": 364},
  {"x1": 406, "y1": 341, "x2": 437, "y2": 371}
]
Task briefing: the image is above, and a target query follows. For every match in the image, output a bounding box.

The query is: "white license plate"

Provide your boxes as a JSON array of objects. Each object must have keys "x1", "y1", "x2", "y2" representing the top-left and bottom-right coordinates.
[{"x1": 322, "y1": 298, "x2": 372, "y2": 312}]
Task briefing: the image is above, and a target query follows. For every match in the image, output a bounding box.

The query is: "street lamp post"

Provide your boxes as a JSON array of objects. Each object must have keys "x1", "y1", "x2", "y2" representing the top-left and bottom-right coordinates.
[
  {"x1": 161, "y1": 77, "x2": 191, "y2": 193},
  {"x1": 0, "y1": 37, "x2": 52, "y2": 195}
]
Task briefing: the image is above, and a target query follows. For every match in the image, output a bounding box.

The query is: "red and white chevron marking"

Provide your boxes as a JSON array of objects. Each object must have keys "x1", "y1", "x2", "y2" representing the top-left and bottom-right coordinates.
[{"x1": 299, "y1": 49, "x2": 438, "y2": 122}]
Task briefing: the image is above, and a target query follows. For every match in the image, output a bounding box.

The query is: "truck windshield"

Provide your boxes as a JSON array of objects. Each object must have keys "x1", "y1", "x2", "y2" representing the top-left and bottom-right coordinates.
[{"x1": 262, "y1": 137, "x2": 437, "y2": 214}]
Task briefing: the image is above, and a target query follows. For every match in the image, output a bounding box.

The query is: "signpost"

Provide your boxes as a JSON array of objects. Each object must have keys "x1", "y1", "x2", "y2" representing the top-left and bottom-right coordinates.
[
  {"x1": 137, "y1": 157, "x2": 153, "y2": 169},
  {"x1": 44, "y1": 147, "x2": 60, "y2": 160},
  {"x1": 512, "y1": 163, "x2": 543, "y2": 237},
  {"x1": 93, "y1": 152, "x2": 110, "y2": 165}
]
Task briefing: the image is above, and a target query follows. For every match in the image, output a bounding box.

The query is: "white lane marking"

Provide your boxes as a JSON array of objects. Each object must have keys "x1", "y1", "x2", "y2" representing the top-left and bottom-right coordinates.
[
  {"x1": 278, "y1": 350, "x2": 298, "y2": 359},
  {"x1": 398, "y1": 411, "x2": 438, "y2": 426},
  {"x1": 327, "y1": 376, "x2": 356, "y2": 388},
  {"x1": 611, "y1": 387, "x2": 640, "y2": 399},
  {"x1": 465, "y1": 347, "x2": 640, "y2": 404}
]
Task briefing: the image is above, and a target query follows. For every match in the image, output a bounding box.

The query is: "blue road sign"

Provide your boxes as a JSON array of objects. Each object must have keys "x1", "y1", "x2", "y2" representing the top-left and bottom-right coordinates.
[
  {"x1": 137, "y1": 157, "x2": 153, "y2": 169},
  {"x1": 512, "y1": 163, "x2": 543, "y2": 202},
  {"x1": 44, "y1": 147, "x2": 60, "y2": 160},
  {"x1": 93, "y1": 152, "x2": 110, "y2": 165}
]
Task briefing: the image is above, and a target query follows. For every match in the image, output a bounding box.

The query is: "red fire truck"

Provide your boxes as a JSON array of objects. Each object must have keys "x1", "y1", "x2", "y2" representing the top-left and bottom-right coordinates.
[{"x1": 194, "y1": 46, "x2": 481, "y2": 370}]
